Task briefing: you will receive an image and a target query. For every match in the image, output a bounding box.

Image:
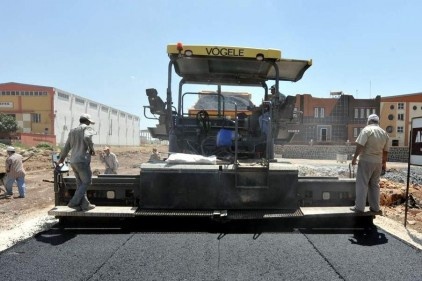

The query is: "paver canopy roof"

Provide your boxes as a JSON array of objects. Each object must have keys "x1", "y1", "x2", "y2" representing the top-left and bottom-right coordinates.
[{"x1": 167, "y1": 44, "x2": 312, "y2": 86}]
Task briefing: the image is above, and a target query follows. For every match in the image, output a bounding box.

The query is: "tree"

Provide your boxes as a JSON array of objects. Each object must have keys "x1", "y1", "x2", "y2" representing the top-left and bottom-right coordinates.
[{"x1": 0, "y1": 113, "x2": 18, "y2": 135}]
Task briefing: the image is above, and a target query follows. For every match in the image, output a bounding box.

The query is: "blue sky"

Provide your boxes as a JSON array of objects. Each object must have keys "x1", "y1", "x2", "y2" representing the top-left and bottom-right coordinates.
[{"x1": 1, "y1": 0, "x2": 421, "y2": 129}]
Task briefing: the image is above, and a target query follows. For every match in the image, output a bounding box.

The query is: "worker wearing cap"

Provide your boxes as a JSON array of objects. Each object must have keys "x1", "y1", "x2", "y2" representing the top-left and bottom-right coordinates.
[
  {"x1": 58, "y1": 113, "x2": 97, "y2": 211},
  {"x1": 351, "y1": 114, "x2": 389, "y2": 213},
  {"x1": 4, "y1": 146, "x2": 26, "y2": 198},
  {"x1": 100, "y1": 146, "x2": 119, "y2": 174}
]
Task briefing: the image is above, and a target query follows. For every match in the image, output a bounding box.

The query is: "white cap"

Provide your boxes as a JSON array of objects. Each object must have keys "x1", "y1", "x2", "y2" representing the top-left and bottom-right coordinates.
[
  {"x1": 6, "y1": 146, "x2": 15, "y2": 152},
  {"x1": 367, "y1": 114, "x2": 379, "y2": 123},
  {"x1": 80, "y1": 113, "x2": 95, "y2": 124}
]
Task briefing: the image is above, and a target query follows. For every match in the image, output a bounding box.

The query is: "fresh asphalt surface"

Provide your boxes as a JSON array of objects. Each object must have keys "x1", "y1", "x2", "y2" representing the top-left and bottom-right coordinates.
[{"x1": 0, "y1": 217, "x2": 421, "y2": 281}]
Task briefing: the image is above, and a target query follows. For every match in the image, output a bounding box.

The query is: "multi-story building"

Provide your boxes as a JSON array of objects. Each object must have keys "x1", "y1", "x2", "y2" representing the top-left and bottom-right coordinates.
[
  {"x1": 380, "y1": 92, "x2": 422, "y2": 147},
  {"x1": 0, "y1": 82, "x2": 140, "y2": 146},
  {"x1": 290, "y1": 92, "x2": 380, "y2": 144}
]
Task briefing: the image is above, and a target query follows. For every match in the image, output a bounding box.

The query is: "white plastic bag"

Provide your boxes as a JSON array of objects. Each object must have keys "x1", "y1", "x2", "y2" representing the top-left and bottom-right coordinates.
[{"x1": 165, "y1": 153, "x2": 216, "y2": 164}]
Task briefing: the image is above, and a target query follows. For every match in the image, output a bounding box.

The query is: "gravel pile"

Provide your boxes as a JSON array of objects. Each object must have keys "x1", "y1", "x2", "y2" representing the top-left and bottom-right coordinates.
[
  {"x1": 298, "y1": 163, "x2": 422, "y2": 186},
  {"x1": 382, "y1": 166, "x2": 422, "y2": 185}
]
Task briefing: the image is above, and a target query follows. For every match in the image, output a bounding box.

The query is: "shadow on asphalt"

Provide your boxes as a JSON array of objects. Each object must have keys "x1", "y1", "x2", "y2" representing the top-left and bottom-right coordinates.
[
  {"x1": 348, "y1": 229, "x2": 389, "y2": 246},
  {"x1": 34, "y1": 216, "x2": 388, "y2": 247}
]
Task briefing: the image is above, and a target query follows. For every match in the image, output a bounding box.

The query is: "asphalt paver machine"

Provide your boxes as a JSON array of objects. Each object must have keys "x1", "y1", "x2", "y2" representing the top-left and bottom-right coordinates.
[{"x1": 49, "y1": 43, "x2": 378, "y2": 225}]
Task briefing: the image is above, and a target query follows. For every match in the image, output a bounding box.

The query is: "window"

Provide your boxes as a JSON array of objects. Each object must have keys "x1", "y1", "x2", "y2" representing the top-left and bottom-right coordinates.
[
  {"x1": 388, "y1": 114, "x2": 394, "y2": 120},
  {"x1": 392, "y1": 140, "x2": 399, "y2": 146},
  {"x1": 75, "y1": 97, "x2": 85, "y2": 105},
  {"x1": 31, "y1": 113, "x2": 41, "y2": 123},
  {"x1": 413, "y1": 105, "x2": 417, "y2": 110},
  {"x1": 353, "y1": 127, "x2": 362, "y2": 137},
  {"x1": 397, "y1": 126, "x2": 403, "y2": 133},
  {"x1": 89, "y1": 102, "x2": 98, "y2": 109},
  {"x1": 398, "y1": 103, "x2": 404, "y2": 110},
  {"x1": 319, "y1": 127, "x2": 327, "y2": 141},
  {"x1": 314, "y1": 107, "x2": 324, "y2": 118},
  {"x1": 101, "y1": 106, "x2": 109, "y2": 112},
  {"x1": 398, "y1": 114, "x2": 404, "y2": 121},
  {"x1": 359, "y1": 108, "x2": 365, "y2": 118},
  {"x1": 58, "y1": 92, "x2": 69, "y2": 100},
  {"x1": 386, "y1": 126, "x2": 393, "y2": 133},
  {"x1": 354, "y1": 107, "x2": 376, "y2": 118},
  {"x1": 111, "y1": 110, "x2": 117, "y2": 115},
  {"x1": 390, "y1": 104, "x2": 395, "y2": 110}
]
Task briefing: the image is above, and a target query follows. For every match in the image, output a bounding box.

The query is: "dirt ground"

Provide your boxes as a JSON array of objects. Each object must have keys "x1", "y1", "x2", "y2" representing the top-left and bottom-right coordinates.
[
  {"x1": 0, "y1": 144, "x2": 168, "y2": 232},
  {"x1": 0, "y1": 144, "x2": 421, "y2": 238}
]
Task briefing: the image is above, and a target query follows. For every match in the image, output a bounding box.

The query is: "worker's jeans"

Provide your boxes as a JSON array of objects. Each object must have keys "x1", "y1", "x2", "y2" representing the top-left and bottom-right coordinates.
[
  {"x1": 69, "y1": 161, "x2": 92, "y2": 207},
  {"x1": 355, "y1": 160, "x2": 382, "y2": 212},
  {"x1": 5, "y1": 176, "x2": 26, "y2": 197}
]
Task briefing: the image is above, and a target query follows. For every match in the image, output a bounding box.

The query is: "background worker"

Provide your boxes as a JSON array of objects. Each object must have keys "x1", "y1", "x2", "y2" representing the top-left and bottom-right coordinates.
[
  {"x1": 100, "y1": 146, "x2": 119, "y2": 174},
  {"x1": 351, "y1": 114, "x2": 389, "y2": 213},
  {"x1": 4, "y1": 146, "x2": 32, "y2": 198},
  {"x1": 58, "y1": 113, "x2": 96, "y2": 211},
  {"x1": 148, "y1": 147, "x2": 161, "y2": 162},
  {"x1": 269, "y1": 85, "x2": 286, "y2": 104}
]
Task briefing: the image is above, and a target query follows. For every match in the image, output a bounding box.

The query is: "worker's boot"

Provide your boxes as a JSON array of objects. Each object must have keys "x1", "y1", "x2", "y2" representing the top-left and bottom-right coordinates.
[
  {"x1": 81, "y1": 204, "x2": 96, "y2": 211},
  {"x1": 67, "y1": 202, "x2": 81, "y2": 211},
  {"x1": 80, "y1": 195, "x2": 95, "y2": 211}
]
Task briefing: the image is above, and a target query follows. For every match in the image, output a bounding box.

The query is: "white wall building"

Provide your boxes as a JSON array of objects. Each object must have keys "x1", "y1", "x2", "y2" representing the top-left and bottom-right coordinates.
[{"x1": 54, "y1": 88, "x2": 140, "y2": 146}]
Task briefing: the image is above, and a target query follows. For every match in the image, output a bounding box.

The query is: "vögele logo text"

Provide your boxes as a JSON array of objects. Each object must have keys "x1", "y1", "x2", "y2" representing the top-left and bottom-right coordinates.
[{"x1": 205, "y1": 47, "x2": 245, "y2": 57}]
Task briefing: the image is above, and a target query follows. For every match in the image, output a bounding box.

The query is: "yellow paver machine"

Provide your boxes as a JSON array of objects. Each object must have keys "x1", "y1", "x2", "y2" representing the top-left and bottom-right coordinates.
[{"x1": 49, "y1": 43, "x2": 379, "y2": 226}]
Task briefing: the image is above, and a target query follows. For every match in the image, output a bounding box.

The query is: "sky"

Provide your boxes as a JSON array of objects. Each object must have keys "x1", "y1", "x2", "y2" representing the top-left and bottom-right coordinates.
[{"x1": 1, "y1": 0, "x2": 421, "y2": 130}]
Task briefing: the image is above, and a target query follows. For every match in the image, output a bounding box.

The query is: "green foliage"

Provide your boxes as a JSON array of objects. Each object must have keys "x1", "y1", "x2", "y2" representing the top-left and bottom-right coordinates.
[
  {"x1": 0, "y1": 113, "x2": 18, "y2": 134},
  {"x1": 36, "y1": 142, "x2": 54, "y2": 150}
]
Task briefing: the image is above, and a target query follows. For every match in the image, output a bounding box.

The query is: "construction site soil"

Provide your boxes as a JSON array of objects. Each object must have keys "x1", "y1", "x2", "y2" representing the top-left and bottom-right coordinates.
[{"x1": 0, "y1": 144, "x2": 421, "y2": 251}]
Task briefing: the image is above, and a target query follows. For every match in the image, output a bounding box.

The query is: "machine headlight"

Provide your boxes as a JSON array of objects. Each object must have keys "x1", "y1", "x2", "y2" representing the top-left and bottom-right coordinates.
[{"x1": 106, "y1": 191, "x2": 115, "y2": 199}]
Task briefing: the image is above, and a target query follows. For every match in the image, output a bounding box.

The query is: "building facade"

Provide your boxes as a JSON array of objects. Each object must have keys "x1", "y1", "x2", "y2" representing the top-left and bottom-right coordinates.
[
  {"x1": 0, "y1": 82, "x2": 140, "y2": 146},
  {"x1": 290, "y1": 92, "x2": 380, "y2": 145},
  {"x1": 380, "y1": 92, "x2": 422, "y2": 147}
]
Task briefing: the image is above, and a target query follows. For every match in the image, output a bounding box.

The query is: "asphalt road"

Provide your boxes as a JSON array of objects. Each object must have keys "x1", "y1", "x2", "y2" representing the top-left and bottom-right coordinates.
[{"x1": 0, "y1": 218, "x2": 421, "y2": 281}]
